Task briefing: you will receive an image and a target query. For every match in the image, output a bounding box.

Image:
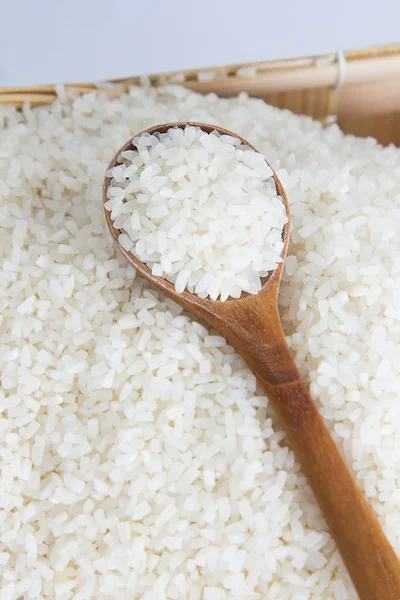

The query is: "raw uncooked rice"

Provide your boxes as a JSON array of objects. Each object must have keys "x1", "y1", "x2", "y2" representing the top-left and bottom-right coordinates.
[
  {"x1": 0, "y1": 84, "x2": 399, "y2": 600},
  {"x1": 105, "y1": 126, "x2": 288, "y2": 301}
]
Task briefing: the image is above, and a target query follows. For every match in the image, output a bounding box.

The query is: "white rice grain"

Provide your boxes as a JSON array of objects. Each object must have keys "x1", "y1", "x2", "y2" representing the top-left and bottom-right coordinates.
[
  {"x1": 0, "y1": 84, "x2": 398, "y2": 600},
  {"x1": 106, "y1": 126, "x2": 287, "y2": 300}
]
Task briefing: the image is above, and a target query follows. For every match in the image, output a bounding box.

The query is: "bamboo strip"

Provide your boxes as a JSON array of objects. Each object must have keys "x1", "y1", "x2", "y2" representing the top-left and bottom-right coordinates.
[
  {"x1": 158, "y1": 54, "x2": 400, "y2": 97},
  {"x1": 0, "y1": 87, "x2": 123, "y2": 108},
  {"x1": 338, "y1": 78, "x2": 400, "y2": 117},
  {"x1": 2, "y1": 45, "x2": 400, "y2": 105},
  {"x1": 0, "y1": 94, "x2": 57, "y2": 107},
  {"x1": 1, "y1": 45, "x2": 400, "y2": 145},
  {"x1": 340, "y1": 111, "x2": 400, "y2": 146}
]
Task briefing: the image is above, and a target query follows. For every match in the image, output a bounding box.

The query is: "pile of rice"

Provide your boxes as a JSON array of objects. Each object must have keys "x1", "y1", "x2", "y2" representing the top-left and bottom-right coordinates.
[
  {"x1": 105, "y1": 125, "x2": 288, "y2": 300},
  {"x1": 0, "y1": 84, "x2": 399, "y2": 600}
]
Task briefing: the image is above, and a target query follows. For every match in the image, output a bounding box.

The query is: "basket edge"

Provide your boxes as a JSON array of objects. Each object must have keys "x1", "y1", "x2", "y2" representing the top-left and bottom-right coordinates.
[{"x1": 1, "y1": 43, "x2": 400, "y2": 109}]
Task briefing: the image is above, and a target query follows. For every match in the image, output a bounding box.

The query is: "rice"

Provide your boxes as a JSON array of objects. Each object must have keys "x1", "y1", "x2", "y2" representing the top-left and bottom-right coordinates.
[
  {"x1": 0, "y1": 84, "x2": 399, "y2": 599},
  {"x1": 105, "y1": 125, "x2": 288, "y2": 301}
]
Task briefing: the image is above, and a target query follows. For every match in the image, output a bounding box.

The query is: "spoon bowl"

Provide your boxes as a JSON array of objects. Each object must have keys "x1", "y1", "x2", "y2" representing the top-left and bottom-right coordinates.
[
  {"x1": 104, "y1": 122, "x2": 290, "y2": 305},
  {"x1": 104, "y1": 122, "x2": 400, "y2": 600}
]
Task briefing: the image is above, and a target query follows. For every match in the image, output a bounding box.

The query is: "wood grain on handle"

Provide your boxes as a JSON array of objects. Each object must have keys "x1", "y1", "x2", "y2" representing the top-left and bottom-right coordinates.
[
  {"x1": 207, "y1": 291, "x2": 400, "y2": 599},
  {"x1": 201, "y1": 294, "x2": 400, "y2": 598},
  {"x1": 245, "y1": 337, "x2": 400, "y2": 600},
  {"x1": 266, "y1": 377, "x2": 400, "y2": 600}
]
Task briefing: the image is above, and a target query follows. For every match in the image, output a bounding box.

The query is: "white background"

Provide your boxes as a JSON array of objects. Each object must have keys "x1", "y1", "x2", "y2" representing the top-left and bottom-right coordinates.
[{"x1": 1, "y1": 0, "x2": 399, "y2": 87}]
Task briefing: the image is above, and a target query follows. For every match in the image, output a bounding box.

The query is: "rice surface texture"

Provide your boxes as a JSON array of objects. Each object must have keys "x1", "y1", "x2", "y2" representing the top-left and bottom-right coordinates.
[
  {"x1": 105, "y1": 125, "x2": 288, "y2": 301},
  {"x1": 0, "y1": 85, "x2": 400, "y2": 599}
]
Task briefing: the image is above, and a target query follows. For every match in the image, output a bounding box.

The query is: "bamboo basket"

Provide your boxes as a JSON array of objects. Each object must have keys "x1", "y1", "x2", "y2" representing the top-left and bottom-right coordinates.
[{"x1": 1, "y1": 44, "x2": 400, "y2": 146}]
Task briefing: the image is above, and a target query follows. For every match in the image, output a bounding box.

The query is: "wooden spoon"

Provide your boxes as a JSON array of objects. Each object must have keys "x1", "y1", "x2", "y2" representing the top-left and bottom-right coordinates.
[{"x1": 104, "y1": 122, "x2": 400, "y2": 599}]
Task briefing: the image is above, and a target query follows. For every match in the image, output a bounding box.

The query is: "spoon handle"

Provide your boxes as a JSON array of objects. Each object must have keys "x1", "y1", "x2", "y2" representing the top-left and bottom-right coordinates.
[
  {"x1": 263, "y1": 374, "x2": 400, "y2": 599},
  {"x1": 220, "y1": 296, "x2": 400, "y2": 598},
  {"x1": 218, "y1": 293, "x2": 400, "y2": 598}
]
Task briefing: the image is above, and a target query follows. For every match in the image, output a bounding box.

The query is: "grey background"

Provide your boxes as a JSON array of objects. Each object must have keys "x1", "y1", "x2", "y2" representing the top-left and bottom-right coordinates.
[{"x1": 1, "y1": 0, "x2": 398, "y2": 86}]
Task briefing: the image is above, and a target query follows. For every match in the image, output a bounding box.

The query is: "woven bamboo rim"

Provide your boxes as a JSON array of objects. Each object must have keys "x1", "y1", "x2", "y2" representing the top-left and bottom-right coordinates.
[{"x1": 1, "y1": 44, "x2": 400, "y2": 119}]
